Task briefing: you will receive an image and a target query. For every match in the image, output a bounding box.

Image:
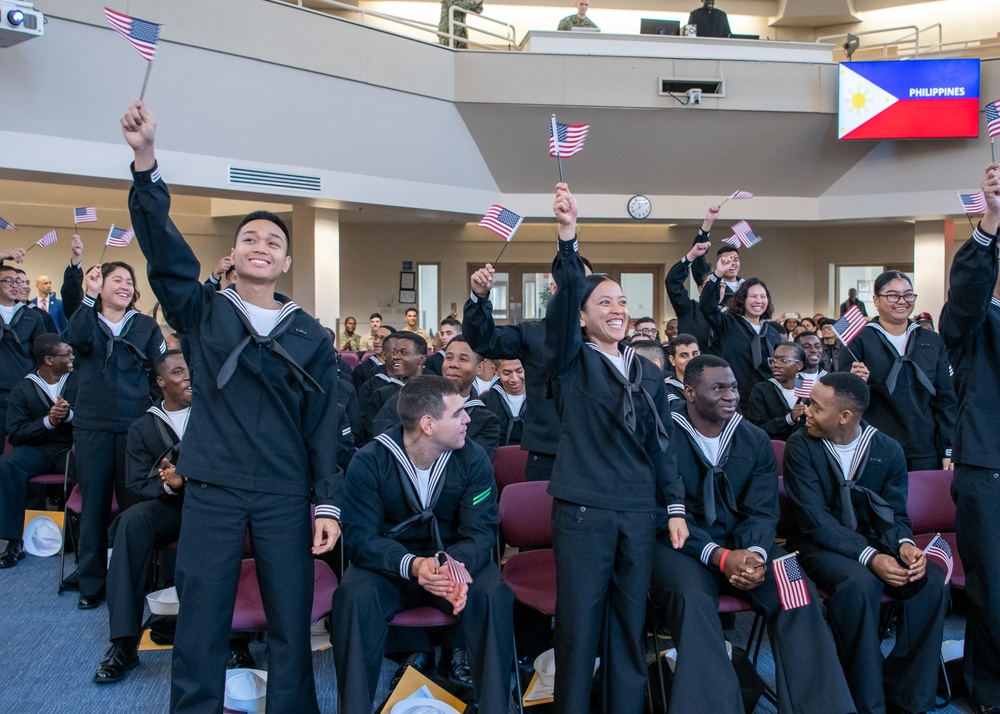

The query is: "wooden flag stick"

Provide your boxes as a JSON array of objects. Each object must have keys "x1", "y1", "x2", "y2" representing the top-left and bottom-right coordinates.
[
  {"x1": 24, "y1": 242, "x2": 36, "y2": 254},
  {"x1": 718, "y1": 196, "x2": 731, "y2": 208},
  {"x1": 99, "y1": 244, "x2": 109, "y2": 265},
  {"x1": 139, "y1": 63, "x2": 154, "y2": 101},
  {"x1": 967, "y1": 213, "x2": 977, "y2": 230}
]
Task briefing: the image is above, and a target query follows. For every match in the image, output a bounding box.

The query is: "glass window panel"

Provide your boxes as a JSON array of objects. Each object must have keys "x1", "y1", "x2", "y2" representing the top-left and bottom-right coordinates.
[
  {"x1": 522, "y1": 272, "x2": 552, "y2": 320},
  {"x1": 620, "y1": 272, "x2": 654, "y2": 321},
  {"x1": 417, "y1": 264, "x2": 438, "y2": 335},
  {"x1": 489, "y1": 272, "x2": 509, "y2": 321}
]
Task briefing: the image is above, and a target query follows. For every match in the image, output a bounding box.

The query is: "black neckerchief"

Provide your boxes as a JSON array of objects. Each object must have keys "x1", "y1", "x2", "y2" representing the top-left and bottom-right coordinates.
[
  {"x1": 671, "y1": 410, "x2": 742, "y2": 526},
  {"x1": 820, "y1": 424, "x2": 894, "y2": 531},
  {"x1": 585, "y1": 343, "x2": 670, "y2": 451},
  {"x1": 866, "y1": 321, "x2": 936, "y2": 396},
  {"x1": 97, "y1": 310, "x2": 149, "y2": 373},
  {"x1": 0, "y1": 304, "x2": 26, "y2": 346}
]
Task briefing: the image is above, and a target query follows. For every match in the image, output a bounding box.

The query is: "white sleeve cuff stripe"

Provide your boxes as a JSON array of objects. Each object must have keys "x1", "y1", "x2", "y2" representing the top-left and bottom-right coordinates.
[
  {"x1": 469, "y1": 291, "x2": 479, "y2": 303},
  {"x1": 82, "y1": 296, "x2": 95, "y2": 308},
  {"x1": 700, "y1": 542, "x2": 720, "y2": 567},
  {"x1": 859, "y1": 546, "x2": 878, "y2": 566},
  {"x1": 667, "y1": 504, "x2": 685, "y2": 516},
  {"x1": 400, "y1": 553, "x2": 415, "y2": 580},
  {"x1": 151, "y1": 167, "x2": 161, "y2": 183},
  {"x1": 314, "y1": 505, "x2": 339, "y2": 521},
  {"x1": 748, "y1": 546, "x2": 768, "y2": 563},
  {"x1": 899, "y1": 538, "x2": 915, "y2": 545}
]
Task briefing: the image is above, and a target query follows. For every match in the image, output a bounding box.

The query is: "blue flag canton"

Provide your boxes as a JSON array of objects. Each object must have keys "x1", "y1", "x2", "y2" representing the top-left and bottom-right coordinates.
[
  {"x1": 551, "y1": 123, "x2": 569, "y2": 141},
  {"x1": 131, "y1": 17, "x2": 161, "y2": 44},
  {"x1": 988, "y1": 103, "x2": 1000, "y2": 122},
  {"x1": 932, "y1": 535, "x2": 953, "y2": 557},
  {"x1": 496, "y1": 208, "x2": 520, "y2": 228},
  {"x1": 783, "y1": 557, "x2": 805, "y2": 582},
  {"x1": 109, "y1": 226, "x2": 129, "y2": 239}
]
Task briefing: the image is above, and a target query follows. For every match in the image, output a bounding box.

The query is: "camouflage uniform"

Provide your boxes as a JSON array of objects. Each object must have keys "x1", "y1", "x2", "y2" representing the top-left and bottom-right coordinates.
[
  {"x1": 438, "y1": 0, "x2": 484, "y2": 49},
  {"x1": 556, "y1": 14, "x2": 599, "y2": 31}
]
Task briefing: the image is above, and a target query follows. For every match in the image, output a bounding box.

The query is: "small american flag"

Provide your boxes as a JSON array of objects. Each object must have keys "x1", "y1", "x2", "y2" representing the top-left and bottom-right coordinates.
[
  {"x1": 832, "y1": 305, "x2": 867, "y2": 346},
  {"x1": 729, "y1": 190, "x2": 754, "y2": 201},
  {"x1": 104, "y1": 7, "x2": 161, "y2": 62},
  {"x1": 722, "y1": 220, "x2": 761, "y2": 249},
  {"x1": 74, "y1": 207, "x2": 97, "y2": 224},
  {"x1": 0, "y1": 216, "x2": 15, "y2": 231},
  {"x1": 105, "y1": 225, "x2": 135, "y2": 248},
  {"x1": 478, "y1": 205, "x2": 523, "y2": 242},
  {"x1": 922, "y1": 533, "x2": 954, "y2": 585},
  {"x1": 988, "y1": 101, "x2": 1000, "y2": 141},
  {"x1": 439, "y1": 551, "x2": 473, "y2": 585},
  {"x1": 549, "y1": 118, "x2": 589, "y2": 158},
  {"x1": 772, "y1": 553, "x2": 810, "y2": 610},
  {"x1": 793, "y1": 373, "x2": 815, "y2": 400},
  {"x1": 958, "y1": 192, "x2": 987, "y2": 215},
  {"x1": 34, "y1": 230, "x2": 58, "y2": 249}
]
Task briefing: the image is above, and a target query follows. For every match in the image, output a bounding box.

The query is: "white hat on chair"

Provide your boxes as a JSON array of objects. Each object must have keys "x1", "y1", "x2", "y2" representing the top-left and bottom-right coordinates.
[
  {"x1": 22, "y1": 515, "x2": 61, "y2": 557},
  {"x1": 224, "y1": 668, "x2": 267, "y2": 713},
  {"x1": 146, "y1": 586, "x2": 180, "y2": 616}
]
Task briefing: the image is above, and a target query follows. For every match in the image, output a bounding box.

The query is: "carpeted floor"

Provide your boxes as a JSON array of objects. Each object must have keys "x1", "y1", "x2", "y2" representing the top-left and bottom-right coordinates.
[{"x1": 0, "y1": 547, "x2": 979, "y2": 713}]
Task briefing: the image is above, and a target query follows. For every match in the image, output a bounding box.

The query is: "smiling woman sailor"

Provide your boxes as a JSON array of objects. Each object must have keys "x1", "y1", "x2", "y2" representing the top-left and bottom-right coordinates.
[{"x1": 544, "y1": 182, "x2": 688, "y2": 714}]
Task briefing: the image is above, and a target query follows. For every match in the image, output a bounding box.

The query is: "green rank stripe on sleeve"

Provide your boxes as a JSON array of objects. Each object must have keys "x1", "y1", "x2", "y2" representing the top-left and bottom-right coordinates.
[{"x1": 472, "y1": 487, "x2": 492, "y2": 506}]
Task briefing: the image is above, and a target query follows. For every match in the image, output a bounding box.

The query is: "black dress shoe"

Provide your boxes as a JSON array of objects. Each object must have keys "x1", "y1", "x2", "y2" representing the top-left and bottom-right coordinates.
[
  {"x1": 389, "y1": 651, "x2": 435, "y2": 690},
  {"x1": 93, "y1": 641, "x2": 140, "y2": 684},
  {"x1": 227, "y1": 640, "x2": 256, "y2": 669},
  {"x1": 0, "y1": 540, "x2": 25, "y2": 569},
  {"x1": 439, "y1": 647, "x2": 474, "y2": 689},
  {"x1": 78, "y1": 591, "x2": 105, "y2": 610}
]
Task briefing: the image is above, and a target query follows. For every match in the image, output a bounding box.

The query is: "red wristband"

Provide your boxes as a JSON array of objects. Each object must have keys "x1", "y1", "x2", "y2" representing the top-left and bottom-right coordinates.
[{"x1": 718, "y1": 549, "x2": 731, "y2": 573}]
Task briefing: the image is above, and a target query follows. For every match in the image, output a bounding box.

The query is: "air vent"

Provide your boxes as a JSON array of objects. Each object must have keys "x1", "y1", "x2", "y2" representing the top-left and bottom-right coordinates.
[
  {"x1": 659, "y1": 77, "x2": 724, "y2": 97},
  {"x1": 228, "y1": 166, "x2": 322, "y2": 192}
]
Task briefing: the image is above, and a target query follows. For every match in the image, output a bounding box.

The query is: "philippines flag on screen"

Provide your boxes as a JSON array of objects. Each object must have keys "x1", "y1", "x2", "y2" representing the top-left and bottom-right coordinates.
[
  {"x1": 105, "y1": 225, "x2": 135, "y2": 248},
  {"x1": 105, "y1": 7, "x2": 162, "y2": 62},
  {"x1": 922, "y1": 534, "x2": 954, "y2": 585},
  {"x1": 549, "y1": 119, "x2": 589, "y2": 158},
  {"x1": 958, "y1": 192, "x2": 987, "y2": 215},
  {"x1": 838, "y1": 59, "x2": 980, "y2": 140},
  {"x1": 988, "y1": 101, "x2": 1000, "y2": 140},
  {"x1": 833, "y1": 305, "x2": 867, "y2": 346},
  {"x1": 772, "y1": 553, "x2": 810, "y2": 610},
  {"x1": 74, "y1": 207, "x2": 97, "y2": 224},
  {"x1": 478, "y1": 205, "x2": 523, "y2": 241}
]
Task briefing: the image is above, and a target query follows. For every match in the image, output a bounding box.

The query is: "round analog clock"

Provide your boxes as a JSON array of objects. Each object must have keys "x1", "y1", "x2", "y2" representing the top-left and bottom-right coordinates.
[{"x1": 627, "y1": 195, "x2": 651, "y2": 220}]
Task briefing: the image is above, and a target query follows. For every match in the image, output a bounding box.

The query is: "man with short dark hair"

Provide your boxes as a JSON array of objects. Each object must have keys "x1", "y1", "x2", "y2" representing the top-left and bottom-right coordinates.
[
  {"x1": 332, "y1": 375, "x2": 514, "y2": 714},
  {"x1": 664, "y1": 317, "x2": 679, "y2": 342},
  {"x1": 0, "y1": 333, "x2": 76, "y2": 568},
  {"x1": 122, "y1": 100, "x2": 341, "y2": 714},
  {"x1": 339, "y1": 316, "x2": 361, "y2": 352},
  {"x1": 364, "y1": 332, "x2": 427, "y2": 441},
  {"x1": 817, "y1": 318, "x2": 842, "y2": 372},
  {"x1": 0, "y1": 264, "x2": 49, "y2": 449},
  {"x1": 665, "y1": 334, "x2": 701, "y2": 403},
  {"x1": 784, "y1": 372, "x2": 949, "y2": 714},
  {"x1": 794, "y1": 331, "x2": 827, "y2": 379},
  {"x1": 651, "y1": 355, "x2": 852, "y2": 714},
  {"x1": 665, "y1": 206, "x2": 720, "y2": 352},
  {"x1": 483, "y1": 358, "x2": 526, "y2": 446},
  {"x1": 424, "y1": 316, "x2": 462, "y2": 376},
  {"x1": 631, "y1": 317, "x2": 658, "y2": 343},
  {"x1": 557, "y1": 0, "x2": 599, "y2": 31},
  {"x1": 352, "y1": 325, "x2": 393, "y2": 393},
  {"x1": 404, "y1": 307, "x2": 432, "y2": 344},
  {"x1": 840, "y1": 288, "x2": 869, "y2": 317},
  {"x1": 358, "y1": 312, "x2": 384, "y2": 352}
]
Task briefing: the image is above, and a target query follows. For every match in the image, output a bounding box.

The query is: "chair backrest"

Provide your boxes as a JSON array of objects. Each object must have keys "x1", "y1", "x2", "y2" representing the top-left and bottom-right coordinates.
[
  {"x1": 906, "y1": 470, "x2": 956, "y2": 534},
  {"x1": 338, "y1": 350, "x2": 359, "y2": 370},
  {"x1": 775, "y1": 475, "x2": 795, "y2": 539},
  {"x1": 499, "y1": 481, "x2": 553, "y2": 548},
  {"x1": 771, "y1": 440, "x2": 785, "y2": 477},
  {"x1": 361, "y1": 350, "x2": 376, "y2": 362},
  {"x1": 492, "y1": 445, "x2": 528, "y2": 495}
]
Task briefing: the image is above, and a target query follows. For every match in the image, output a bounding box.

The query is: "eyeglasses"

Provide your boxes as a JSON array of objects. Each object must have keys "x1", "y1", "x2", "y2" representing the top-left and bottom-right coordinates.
[
  {"x1": 877, "y1": 292, "x2": 917, "y2": 304},
  {"x1": 49, "y1": 350, "x2": 73, "y2": 358},
  {"x1": 0, "y1": 278, "x2": 28, "y2": 287},
  {"x1": 767, "y1": 357, "x2": 802, "y2": 366},
  {"x1": 634, "y1": 328, "x2": 658, "y2": 336}
]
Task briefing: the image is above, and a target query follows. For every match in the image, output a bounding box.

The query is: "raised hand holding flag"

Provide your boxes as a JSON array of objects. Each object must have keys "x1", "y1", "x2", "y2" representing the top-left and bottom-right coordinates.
[
  {"x1": 832, "y1": 304, "x2": 867, "y2": 361},
  {"x1": 479, "y1": 204, "x2": 523, "y2": 267}
]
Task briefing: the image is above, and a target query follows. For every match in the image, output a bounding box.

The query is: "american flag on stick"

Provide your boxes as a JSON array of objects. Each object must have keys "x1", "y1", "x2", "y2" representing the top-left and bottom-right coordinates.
[
  {"x1": 479, "y1": 205, "x2": 523, "y2": 242},
  {"x1": 729, "y1": 190, "x2": 754, "y2": 200},
  {"x1": 922, "y1": 534, "x2": 954, "y2": 585},
  {"x1": 987, "y1": 100, "x2": 1000, "y2": 141},
  {"x1": 438, "y1": 551, "x2": 473, "y2": 585},
  {"x1": 549, "y1": 119, "x2": 589, "y2": 158},
  {"x1": 793, "y1": 373, "x2": 815, "y2": 400},
  {"x1": 34, "y1": 230, "x2": 58, "y2": 249},
  {"x1": 832, "y1": 305, "x2": 867, "y2": 346},
  {"x1": 74, "y1": 207, "x2": 97, "y2": 224},
  {"x1": 772, "y1": 552, "x2": 810, "y2": 610},
  {"x1": 105, "y1": 225, "x2": 135, "y2": 248},
  {"x1": 958, "y1": 192, "x2": 987, "y2": 215},
  {"x1": 104, "y1": 7, "x2": 161, "y2": 62},
  {"x1": 0, "y1": 216, "x2": 15, "y2": 231}
]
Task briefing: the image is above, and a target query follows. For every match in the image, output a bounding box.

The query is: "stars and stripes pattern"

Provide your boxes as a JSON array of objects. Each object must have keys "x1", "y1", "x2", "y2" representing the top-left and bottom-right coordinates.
[
  {"x1": 922, "y1": 534, "x2": 954, "y2": 585},
  {"x1": 987, "y1": 100, "x2": 1000, "y2": 140},
  {"x1": 34, "y1": 230, "x2": 58, "y2": 249},
  {"x1": 0, "y1": 217, "x2": 15, "y2": 231},
  {"x1": 958, "y1": 192, "x2": 987, "y2": 215},
  {"x1": 832, "y1": 305, "x2": 867, "y2": 346},
  {"x1": 722, "y1": 220, "x2": 762, "y2": 249},
  {"x1": 73, "y1": 207, "x2": 97, "y2": 224},
  {"x1": 549, "y1": 119, "x2": 589, "y2": 158},
  {"x1": 440, "y1": 551, "x2": 474, "y2": 584},
  {"x1": 105, "y1": 225, "x2": 135, "y2": 248},
  {"x1": 104, "y1": 7, "x2": 162, "y2": 62},
  {"x1": 772, "y1": 552, "x2": 811, "y2": 610},
  {"x1": 729, "y1": 190, "x2": 754, "y2": 200},
  {"x1": 478, "y1": 205, "x2": 523, "y2": 242},
  {"x1": 793, "y1": 373, "x2": 815, "y2": 400}
]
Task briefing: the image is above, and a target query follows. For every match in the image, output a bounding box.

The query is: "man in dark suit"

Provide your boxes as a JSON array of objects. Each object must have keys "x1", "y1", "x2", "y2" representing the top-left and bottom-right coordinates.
[
  {"x1": 687, "y1": 0, "x2": 731, "y2": 37},
  {"x1": 30, "y1": 273, "x2": 67, "y2": 333},
  {"x1": 332, "y1": 376, "x2": 514, "y2": 714}
]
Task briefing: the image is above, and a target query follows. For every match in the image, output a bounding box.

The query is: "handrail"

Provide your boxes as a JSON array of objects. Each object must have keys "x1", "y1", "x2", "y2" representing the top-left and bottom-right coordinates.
[
  {"x1": 818, "y1": 24, "x2": 920, "y2": 58},
  {"x1": 447, "y1": 4, "x2": 516, "y2": 50}
]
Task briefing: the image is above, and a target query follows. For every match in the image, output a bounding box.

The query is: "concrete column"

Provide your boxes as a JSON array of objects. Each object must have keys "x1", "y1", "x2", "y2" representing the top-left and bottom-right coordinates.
[
  {"x1": 912, "y1": 220, "x2": 947, "y2": 320},
  {"x1": 291, "y1": 205, "x2": 340, "y2": 328}
]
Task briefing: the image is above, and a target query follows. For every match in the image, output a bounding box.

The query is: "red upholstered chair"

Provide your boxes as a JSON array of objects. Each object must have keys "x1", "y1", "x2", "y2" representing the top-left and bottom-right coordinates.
[
  {"x1": 338, "y1": 350, "x2": 359, "y2": 370},
  {"x1": 361, "y1": 350, "x2": 376, "y2": 362},
  {"x1": 906, "y1": 470, "x2": 963, "y2": 589},
  {"x1": 771, "y1": 439, "x2": 786, "y2": 478},
  {"x1": 491, "y1": 445, "x2": 529, "y2": 496},
  {"x1": 230, "y1": 557, "x2": 338, "y2": 631},
  {"x1": 59, "y1": 483, "x2": 119, "y2": 594}
]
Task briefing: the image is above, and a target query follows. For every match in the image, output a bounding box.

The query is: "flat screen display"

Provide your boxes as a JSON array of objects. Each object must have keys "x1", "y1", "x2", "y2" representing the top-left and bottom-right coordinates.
[{"x1": 838, "y1": 58, "x2": 980, "y2": 140}]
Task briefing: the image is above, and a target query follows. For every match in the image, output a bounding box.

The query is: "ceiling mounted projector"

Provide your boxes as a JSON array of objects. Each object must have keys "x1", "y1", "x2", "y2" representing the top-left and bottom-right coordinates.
[{"x1": 0, "y1": 1, "x2": 44, "y2": 48}]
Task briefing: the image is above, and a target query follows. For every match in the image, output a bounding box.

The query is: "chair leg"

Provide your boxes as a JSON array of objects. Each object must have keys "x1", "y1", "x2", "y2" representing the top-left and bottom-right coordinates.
[
  {"x1": 646, "y1": 592, "x2": 669, "y2": 714},
  {"x1": 936, "y1": 651, "x2": 952, "y2": 708},
  {"x1": 511, "y1": 628, "x2": 524, "y2": 714}
]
